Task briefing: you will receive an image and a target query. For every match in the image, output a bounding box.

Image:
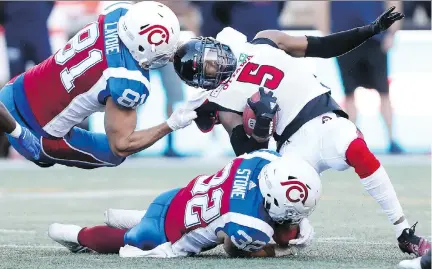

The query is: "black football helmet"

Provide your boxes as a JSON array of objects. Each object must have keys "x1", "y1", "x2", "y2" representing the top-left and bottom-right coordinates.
[{"x1": 173, "y1": 37, "x2": 237, "y2": 90}]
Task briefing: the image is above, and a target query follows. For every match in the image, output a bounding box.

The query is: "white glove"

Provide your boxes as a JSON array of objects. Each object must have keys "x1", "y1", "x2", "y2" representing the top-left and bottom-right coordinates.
[
  {"x1": 289, "y1": 218, "x2": 315, "y2": 248},
  {"x1": 166, "y1": 90, "x2": 209, "y2": 131}
]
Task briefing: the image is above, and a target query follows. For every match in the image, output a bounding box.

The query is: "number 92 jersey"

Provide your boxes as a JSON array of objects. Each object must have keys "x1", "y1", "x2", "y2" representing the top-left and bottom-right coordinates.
[
  {"x1": 14, "y1": 2, "x2": 150, "y2": 138},
  {"x1": 164, "y1": 150, "x2": 281, "y2": 256},
  {"x1": 207, "y1": 27, "x2": 330, "y2": 136}
]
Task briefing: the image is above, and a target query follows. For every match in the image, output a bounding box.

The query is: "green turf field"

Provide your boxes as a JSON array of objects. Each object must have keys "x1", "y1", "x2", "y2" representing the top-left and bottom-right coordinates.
[{"x1": 0, "y1": 156, "x2": 430, "y2": 269}]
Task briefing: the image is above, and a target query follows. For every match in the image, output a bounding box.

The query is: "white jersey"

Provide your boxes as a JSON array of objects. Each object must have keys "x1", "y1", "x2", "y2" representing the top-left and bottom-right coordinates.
[{"x1": 208, "y1": 27, "x2": 330, "y2": 135}]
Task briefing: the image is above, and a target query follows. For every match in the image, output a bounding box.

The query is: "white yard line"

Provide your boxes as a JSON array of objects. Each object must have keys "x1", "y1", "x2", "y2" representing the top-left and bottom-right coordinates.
[
  {"x1": 0, "y1": 229, "x2": 36, "y2": 234},
  {"x1": 0, "y1": 244, "x2": 64, "y2": 249},
  {"x1": 0, "y1": 189, "x2": 163, "y2": 200}
]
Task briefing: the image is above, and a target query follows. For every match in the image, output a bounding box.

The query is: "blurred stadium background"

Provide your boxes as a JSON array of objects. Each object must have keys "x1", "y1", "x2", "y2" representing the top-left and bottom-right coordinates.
[
  {"x1": 0, "y1": 1, "x2": 430, "y2": 268},
  {"x1": 0, "y1": 1, "x2": 430, "y2": 158}
]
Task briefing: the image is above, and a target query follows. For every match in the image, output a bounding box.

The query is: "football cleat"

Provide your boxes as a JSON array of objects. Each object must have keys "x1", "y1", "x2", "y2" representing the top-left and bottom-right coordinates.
[
  {"x1": 104, "y1": 209, "x2": 146, "y2": 230},
  {"x1": 48, "y1": 223, "x2": 89, "y2": 253},
  {"x1": 398, "y1": 222, "x2": 431, "y2": 257}
]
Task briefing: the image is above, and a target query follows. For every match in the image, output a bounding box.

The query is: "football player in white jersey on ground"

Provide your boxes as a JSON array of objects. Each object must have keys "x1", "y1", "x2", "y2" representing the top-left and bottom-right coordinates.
[
  {"x1": 48, "y1": 150, "x2": 322, "y2": 258},
  {"x1": 172, "y1": 7, "x2": 430, "y2": 257}
]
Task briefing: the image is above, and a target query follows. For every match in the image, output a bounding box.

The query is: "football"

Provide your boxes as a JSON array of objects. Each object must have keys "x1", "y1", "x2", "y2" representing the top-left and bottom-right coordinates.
[
  {"x1": 272, "y1": 223, "x2": 300, "y2": 247},
  {"x1": 242, "y1": 91, "x2": 278, "y2": 136}
]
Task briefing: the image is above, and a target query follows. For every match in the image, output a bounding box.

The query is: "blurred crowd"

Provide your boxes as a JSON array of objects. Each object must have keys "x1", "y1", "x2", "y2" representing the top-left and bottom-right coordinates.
[{"x1": 0, "y1": 1, "x2": 430, "y2": 158}]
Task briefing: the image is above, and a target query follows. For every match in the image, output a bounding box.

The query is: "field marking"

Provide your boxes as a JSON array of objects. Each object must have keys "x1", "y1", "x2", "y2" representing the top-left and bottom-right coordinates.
[
  {"x1": 0, "y1": 229, "x2": 36, "y2": 234},
  {"x1": 0, "y1": 189, "x2": 163, "y2": 200},
  {"x1": 317, "y1": 237, "x2": 357, "y2": 242},
  {"x1": 0, "y1": 154, "x2": 429, "y2": 171},
  {"x1": 0, "y1": 244, "x2": 64, "y2": 250}
]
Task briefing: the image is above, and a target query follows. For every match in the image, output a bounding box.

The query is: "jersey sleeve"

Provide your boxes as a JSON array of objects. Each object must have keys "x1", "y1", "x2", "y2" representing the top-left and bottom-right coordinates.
[
  {"x1": 107, "y1": 77, "x2": 150, "y2": 109},
  {"x1": 216, "y1": 27, "x2": 247, "y2": 45},
  {"x1": 221, "y1": 221, "x2": 272, "y2": 252},
  {"x1": 249, "y1": 38, "x2": 279, "y2": 49}
]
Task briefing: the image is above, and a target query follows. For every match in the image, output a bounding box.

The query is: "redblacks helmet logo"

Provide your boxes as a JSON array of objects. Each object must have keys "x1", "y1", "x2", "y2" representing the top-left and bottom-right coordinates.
[
  {"x1": 139, "y1": 25, "x2": 170, "y2": 46},
  {"x1": 280, "y1": 180, "x2": 309, "y2": 204}
]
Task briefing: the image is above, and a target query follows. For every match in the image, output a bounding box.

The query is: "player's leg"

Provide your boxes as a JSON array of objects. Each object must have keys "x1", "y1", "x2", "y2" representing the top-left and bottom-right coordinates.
[
  {"x1": 123, "y1": 188, "x2": 180, "y2": 250},
  {"x1": 40, "y1": 127, "x2": 126, "y2": 169},
  {"x1": 319, "y1": 116, "x2": 430, "y2": 256},
  {"x1": 49, "y1": 189, "x2": 180, "y2": 254},
  {"x1": 104, "y1": 209, "x2": 147, "y2": 229}
]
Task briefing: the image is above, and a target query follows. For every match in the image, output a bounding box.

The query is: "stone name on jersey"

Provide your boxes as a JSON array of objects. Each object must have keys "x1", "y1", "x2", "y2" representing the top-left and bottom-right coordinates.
[{"x1": 231, "y1": 168, "x2": 251, "y2": 200}]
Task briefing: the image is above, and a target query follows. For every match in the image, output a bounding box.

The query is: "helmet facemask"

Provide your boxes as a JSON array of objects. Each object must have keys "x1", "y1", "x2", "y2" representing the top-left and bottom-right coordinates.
[{"x1": 192, "y1": 37, "x2": 236, "y2": 90}]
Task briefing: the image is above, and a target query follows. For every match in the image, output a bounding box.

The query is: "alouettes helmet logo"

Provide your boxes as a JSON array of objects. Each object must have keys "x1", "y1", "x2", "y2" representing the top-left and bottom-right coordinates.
[
  {"x1": 139, "y1": 24, "x2": 170, "y2": 46},
  {"x1": 280, "y1": 177, "x2": 309, "y2": 204}
]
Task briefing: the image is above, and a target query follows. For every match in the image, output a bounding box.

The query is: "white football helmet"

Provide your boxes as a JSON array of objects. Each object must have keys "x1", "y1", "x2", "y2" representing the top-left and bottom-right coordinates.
[
  {"x1": 118, "y1": 1, "x2": 180, "y2": 69},
  {"x1": 258, "y1": 153, "x2": 322, "y2": 224}
]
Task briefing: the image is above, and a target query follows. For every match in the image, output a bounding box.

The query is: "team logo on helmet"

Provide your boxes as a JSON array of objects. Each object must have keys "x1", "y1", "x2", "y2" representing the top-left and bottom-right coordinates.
[
  {"x1": 139, "y1": 25, "x2": 170, "y2": 46},
  {"x1": 281, "y1": 179, "x2": 309, "y2": 204}
]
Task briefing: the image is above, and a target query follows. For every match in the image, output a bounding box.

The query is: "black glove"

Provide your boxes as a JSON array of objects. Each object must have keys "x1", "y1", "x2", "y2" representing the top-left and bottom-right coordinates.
[
  {"x1": 194, "y1": 101, "x2": 220, "y2": 133},
  {"x1": 371, "y1": 6, "x2": 405, "y2": 34},
  {"x1": 247, "y1": 87, "x2": 279, "y2": 139}
]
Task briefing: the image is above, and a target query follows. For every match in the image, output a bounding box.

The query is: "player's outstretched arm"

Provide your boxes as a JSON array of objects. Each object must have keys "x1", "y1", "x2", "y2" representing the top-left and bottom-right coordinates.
[
  {"x1": 105, "y1": 92, "x2": 204, "y2": 157},
  {"x1": 254, "y1": 6, "x2": 404, "y2": 58},
  {"x1": 104, "y1": 97, "x2": 172, "y2": 157}
]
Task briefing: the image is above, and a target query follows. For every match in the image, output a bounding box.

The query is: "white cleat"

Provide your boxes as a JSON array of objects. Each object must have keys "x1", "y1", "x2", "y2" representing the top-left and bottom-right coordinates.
[
  {"x1": 48, "y1": 223, "x2": 88, "y2": 253},
  {"x1": 398, "y1": 257, "x2": 422, "y2": 269},
  {"x1": 104, "y1": 208, "x2": 146, "y2": 229}
]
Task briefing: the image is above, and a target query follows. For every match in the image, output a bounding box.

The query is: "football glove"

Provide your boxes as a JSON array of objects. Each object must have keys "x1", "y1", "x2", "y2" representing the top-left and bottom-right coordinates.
[
  {"x1": 289, "y1": 218, "x2": 315, "y2": 248},
  {"x1": 167, "y1": 90, "x2": 209, "y2": 131},
  {"x1": 247, "y1": 87, "x2": 279, "y2": 139},
  {"x1": 371, "y1": 6, "x2": 404, "y2": 34}
]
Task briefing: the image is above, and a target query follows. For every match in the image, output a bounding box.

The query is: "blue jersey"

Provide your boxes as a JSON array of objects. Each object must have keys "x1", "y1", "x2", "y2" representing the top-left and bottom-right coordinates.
[
  {"x1": 165, "y1": 149, "x2": 281, "y2": 255},
  {"x1": 12, "y1": 2, "x2": 150, "y2": 138}
]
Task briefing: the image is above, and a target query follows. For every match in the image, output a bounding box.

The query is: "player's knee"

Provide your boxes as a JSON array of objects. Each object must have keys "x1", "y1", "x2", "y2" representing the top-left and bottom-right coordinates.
[
  {"x1": 321, "y1": 117, "x2": 359, "y2": 171},
  {"x1": 345, "y1": 138, "x2": 380, "y2": 179},
  {"x1": 124, "y1": 218, "x2": 163, "y2": 250}
]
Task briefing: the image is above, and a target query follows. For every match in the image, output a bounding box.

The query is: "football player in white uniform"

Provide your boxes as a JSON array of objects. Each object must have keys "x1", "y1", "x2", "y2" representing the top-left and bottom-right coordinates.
[{"x1": 173, "y1": 7, "x2": 430, "y2": 257}]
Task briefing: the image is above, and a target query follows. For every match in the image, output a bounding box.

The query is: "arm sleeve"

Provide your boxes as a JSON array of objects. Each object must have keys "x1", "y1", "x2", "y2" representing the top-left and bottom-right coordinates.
[
  {"x1": 304, "y1": 24, "x2": 376, "y2": 58},
  {"x1": 230, "y1": 125, "x2": 269, "y2": 156},
  {"x1": 107, "y1": 78, "x2": 149, "y2": 109}
]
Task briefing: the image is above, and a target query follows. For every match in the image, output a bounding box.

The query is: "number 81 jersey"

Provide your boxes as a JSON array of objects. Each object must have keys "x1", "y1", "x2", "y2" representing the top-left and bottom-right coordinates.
[
  {"x1": 164, "y1": 150, "x2": 280, "y2": 256},
  {"x1": 14, "y1": 3, "x2": 150, "y2": 138}
]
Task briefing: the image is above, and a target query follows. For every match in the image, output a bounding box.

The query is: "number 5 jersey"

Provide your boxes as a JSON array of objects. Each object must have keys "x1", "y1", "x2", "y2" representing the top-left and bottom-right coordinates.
[{"x1": 207, "y1": 27, "x2": 331, "y2": 137}]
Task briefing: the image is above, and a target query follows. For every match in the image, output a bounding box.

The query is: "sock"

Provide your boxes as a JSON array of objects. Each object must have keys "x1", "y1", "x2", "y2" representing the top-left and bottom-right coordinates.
[
  {"x1": 78, "y1": 226, "x2": 126, "y2": 254},
  {"x1": 346, "y1": 138, "x2": 409, "y2": 238}
]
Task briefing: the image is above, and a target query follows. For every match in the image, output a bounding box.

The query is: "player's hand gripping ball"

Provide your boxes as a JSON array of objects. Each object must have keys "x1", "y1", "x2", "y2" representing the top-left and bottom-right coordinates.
[
  {"x1": 273, "y1": 222, "x2": 300, "y2": 248},
  {"x1": 243, "y1": 88, "x2": 278, "y2": 136}
]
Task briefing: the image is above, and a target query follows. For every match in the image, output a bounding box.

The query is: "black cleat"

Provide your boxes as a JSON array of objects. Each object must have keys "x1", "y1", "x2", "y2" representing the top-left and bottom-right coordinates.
[{"x1": 398, "y1": 222, "x2": 431, "y2": 257}]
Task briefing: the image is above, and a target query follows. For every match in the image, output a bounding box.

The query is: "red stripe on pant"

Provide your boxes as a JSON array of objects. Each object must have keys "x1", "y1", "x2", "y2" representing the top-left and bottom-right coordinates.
[{"x1": 41, "y1": 137, "x2": 105, "y2": 165}]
